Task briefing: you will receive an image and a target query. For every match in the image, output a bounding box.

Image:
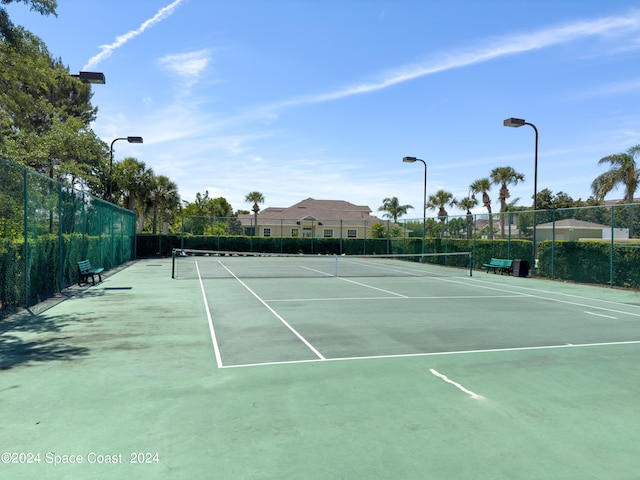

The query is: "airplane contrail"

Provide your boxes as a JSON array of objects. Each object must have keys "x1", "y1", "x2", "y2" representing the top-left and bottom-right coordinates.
[{"x1": 83, "y1": 0, "x2": 186, "y2": 71}]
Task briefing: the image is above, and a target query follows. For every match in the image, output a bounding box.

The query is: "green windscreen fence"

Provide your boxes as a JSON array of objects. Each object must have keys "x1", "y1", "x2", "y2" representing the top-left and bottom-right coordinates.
[
  {"x1": 0, "y1": 157, "x2": 136, "y2": 318},
  {"x1": 137, "y1": 203, "x2": 640, "y2": 289}
]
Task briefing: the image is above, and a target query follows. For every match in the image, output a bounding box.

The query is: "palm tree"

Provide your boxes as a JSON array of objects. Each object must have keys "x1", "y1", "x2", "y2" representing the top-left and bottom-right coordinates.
[
  {"x1": 378, "y1": 197, "x2": 413, "y2": 223},
  {"x1": 112, "y1": 157, "x2": 156, "y2": 232},
  {"x1": 470, "y1": 178, "x2": 493, "y2": 240},
  {"x1": 458, "y1": 196, "x2": 478, "y2": 239},
  {"x1": 113, "y1": 157, "x2": 154, "y2": 210},
  {"x1": 490, "y1": 166, "x2": 525, "y2": 238},
  {"x1": 426, "y1": 189, "x2": 457, "y2": 238},
  {"x1": 149, "y1": 175, "x2": 180, "y2": 234},
  {"x1": 245, "y1": 191, "x2": 265, "y2": 235},
  {"x1": 591, "y1": 145, "x2": 640, "y2": 238}
]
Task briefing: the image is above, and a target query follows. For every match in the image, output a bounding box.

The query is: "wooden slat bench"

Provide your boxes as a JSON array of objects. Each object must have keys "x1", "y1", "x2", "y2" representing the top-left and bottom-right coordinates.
[
  {"x1": 483, "y1": 258, "x2": 513, "y2": 275},
  {"x1": 77, "y1": 260, "x2": 104, "y2": 286}
]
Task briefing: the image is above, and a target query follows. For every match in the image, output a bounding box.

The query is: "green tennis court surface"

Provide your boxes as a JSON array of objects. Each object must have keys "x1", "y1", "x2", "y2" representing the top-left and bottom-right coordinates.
[{"x1": 3, "y1": 258, "x2": 640, "y2": 479}]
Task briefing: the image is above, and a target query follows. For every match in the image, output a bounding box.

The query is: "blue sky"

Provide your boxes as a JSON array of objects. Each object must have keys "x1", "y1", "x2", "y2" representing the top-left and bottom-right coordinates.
[{"x1": 6, "y1": 0, "x2": 640, "y2": 218}]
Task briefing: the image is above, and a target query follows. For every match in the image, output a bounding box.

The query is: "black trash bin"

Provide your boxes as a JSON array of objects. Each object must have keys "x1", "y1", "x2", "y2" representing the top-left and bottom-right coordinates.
[{"x1": 512, "y1": 259, "x2": 529, "y2": 277}]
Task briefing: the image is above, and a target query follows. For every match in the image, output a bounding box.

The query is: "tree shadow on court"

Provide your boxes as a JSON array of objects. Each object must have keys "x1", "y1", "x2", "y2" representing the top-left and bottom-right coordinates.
[
  {"x1": 0, "y1": 308, "x2": 93, "y2": 371},
  {"x1": 0, "y1": 334, "x2": 90, "y2": 370}
]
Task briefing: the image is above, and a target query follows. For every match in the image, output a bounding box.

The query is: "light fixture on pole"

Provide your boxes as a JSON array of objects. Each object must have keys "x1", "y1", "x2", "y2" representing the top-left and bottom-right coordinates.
[
  {"x1": 403, "y1": 156, "x2": 427, "y2": 248},
  {"x1": 109, "y1": 136, "x2": 144, "y2": 202},
  {"x1": 402, "y1": 157, "x2": 427, "y2": 222},
  {"x1": 503, "y1": 117, "x2": 538, "y2": 273},
  {"x1": 71, "y1": 71, "x2": 106, "y2": 84}
]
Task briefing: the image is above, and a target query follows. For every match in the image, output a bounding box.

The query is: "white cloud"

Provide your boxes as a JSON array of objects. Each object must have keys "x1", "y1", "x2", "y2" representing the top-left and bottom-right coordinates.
[
  {"x1": 158, "y1": 49, "x2": 211, "y2": 78},
  {"x1": 577, "y1": 78, "x2": 640, "y2": 98},
  {"x1": 258, "y1": 10, "x2": 640, "y2": 111}
]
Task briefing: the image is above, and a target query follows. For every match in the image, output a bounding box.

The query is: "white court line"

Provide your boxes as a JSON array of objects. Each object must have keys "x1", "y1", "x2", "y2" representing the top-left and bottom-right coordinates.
[
  {"x1": 430, "y1": 368, "x2": 484, "y2": 400},
  {"x1": 220, "y1": 339, "x2": 640, "y2": 368},
  {"x1": 218, "y1": 261, "x2": 326, "y2": 361},
  {"x1": 196, "y1": 261, "x2": 224, "y2": 369},
  {"x1": 301, "y1": 264, "x2": 408, "y2": 297},
  {"x1": 470, "y1": 277, "x2": 640, "y2": 314},
  {"x1": 436, "y1": 275, "x2": 640, "y2": 318},
  {"x1": 338, "y1": 277, "x2": 408, "y2": 297},
  {"x1": 585, "y1": 311, "x2": 618, "y2": 319},
  {"x1": 268, "y1": 294, "x2": 526, "y2": 302}
]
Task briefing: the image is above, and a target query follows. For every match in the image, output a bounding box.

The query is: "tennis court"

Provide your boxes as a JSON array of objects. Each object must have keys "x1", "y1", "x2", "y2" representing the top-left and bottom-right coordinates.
[{"x1": 3, "y1": 255, "x2": 640, "y2": 479}]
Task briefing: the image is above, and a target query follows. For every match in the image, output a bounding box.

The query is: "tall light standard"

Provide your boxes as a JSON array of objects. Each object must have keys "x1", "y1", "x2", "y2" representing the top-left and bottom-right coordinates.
[
  {"x1": 403, "y1": 156, "x2": 427, "y2": 249},
  {"x1": 503, "y1": 117, "x2": 538, "y2": 273},
  {"x1": 109, "y1": 136, "x2": 143, "y2": 202}
]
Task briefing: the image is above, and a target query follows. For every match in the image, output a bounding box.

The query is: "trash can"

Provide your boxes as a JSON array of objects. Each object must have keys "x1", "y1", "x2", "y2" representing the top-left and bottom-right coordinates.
[{"x1": 512, "y1": 259, "x2": 529, "y2": 277}]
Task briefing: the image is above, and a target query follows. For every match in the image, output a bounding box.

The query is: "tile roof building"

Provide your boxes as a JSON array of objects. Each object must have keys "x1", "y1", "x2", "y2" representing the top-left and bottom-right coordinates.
[{"x1": 238, "y1": 198, "x2": 384, "y2": 238}]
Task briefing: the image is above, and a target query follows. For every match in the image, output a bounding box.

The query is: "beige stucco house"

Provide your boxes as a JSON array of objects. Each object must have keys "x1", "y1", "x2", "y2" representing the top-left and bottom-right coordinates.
[
  {"x1": 238, "y1": 198, "x2": 384, "y2": 238},
  {"x1": 535, "y1": 219, "x2": 628, "y2": 241}
]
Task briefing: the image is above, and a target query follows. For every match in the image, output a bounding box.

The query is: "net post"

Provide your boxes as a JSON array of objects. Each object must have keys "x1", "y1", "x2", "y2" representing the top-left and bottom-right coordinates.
[
  {"x1": 469, "y1": 252, "x2": 473, "y2": 277},
  {"x1": 171, "y1": 249, "x2": 176, "y2": 279}
]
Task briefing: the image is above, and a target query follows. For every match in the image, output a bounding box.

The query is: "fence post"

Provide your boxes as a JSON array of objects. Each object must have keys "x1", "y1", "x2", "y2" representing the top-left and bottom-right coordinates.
[
  {"x1": 181, "y1": 215, "x2": 185, "y2": 251},
  {"x1": 610, "y1": 205, "x2": 615, "y2": 288},
  {"x1": 364, "y1": 220, "x2": 367, "y2": 255},
  {"x1": 507, "y1": 213, "x2": 511, "y2": 259},
  {"x1": 23, "y1": 168, "x2": 29, "y2": 308},
  {"x1": 58, "y1": 183, "x2": 63, "y2": 291},
  {"x1": 551, "y1": 209, "x2": 555, "y2": 280},
  {"x1": 387, "y1": 219, "x2": 390, "y2": 254}
]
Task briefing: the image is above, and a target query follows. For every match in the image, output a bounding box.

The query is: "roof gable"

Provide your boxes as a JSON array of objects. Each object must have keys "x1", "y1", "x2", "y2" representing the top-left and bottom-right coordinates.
[{"x1": 260, "y1": 198, "x2": 381, "y2": 221}]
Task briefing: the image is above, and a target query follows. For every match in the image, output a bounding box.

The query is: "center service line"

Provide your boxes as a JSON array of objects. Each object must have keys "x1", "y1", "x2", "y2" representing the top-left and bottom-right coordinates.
[
  {"x1": 429, "y1": 368, "x2": 484, "y2": 400},
  {"x1": 301, "y1": 265, "x2": 408, "y2": 298},
  {"x1": 218, "y1": 261, "x2": 326, "y2": 360}
]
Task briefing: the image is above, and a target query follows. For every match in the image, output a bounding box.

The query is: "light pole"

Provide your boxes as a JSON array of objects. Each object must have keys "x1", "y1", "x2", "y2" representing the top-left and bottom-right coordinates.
[
  {"x1": 503, "y1": 117, "x2": 538, "y2": 273},
  {"x1": 109, "y1": 136, "x2": 144, "y2": 202},
  {"x1": 403, "y1": 156, "x2": 427, "y2": 248}
]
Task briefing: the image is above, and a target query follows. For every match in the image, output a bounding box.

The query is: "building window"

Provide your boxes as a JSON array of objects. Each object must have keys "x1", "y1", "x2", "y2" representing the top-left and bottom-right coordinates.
[
  {"x1": 347, "y1": 229, "x2": 357, "y2": 238},
  {"x1": 263, "y1": 228, "x2": 271, "y2": 237},
  {"x1": 323, "y1": 229, "x2": 333, "y2": 238},
  {"x1": 291, "y1": 228, "x2": 299, "y2": 237}
]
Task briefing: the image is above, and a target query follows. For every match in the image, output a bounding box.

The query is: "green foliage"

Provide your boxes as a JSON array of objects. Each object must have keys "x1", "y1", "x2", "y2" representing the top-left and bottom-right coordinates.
[
  {"x1": 0, "y1": 158, "x2": 136, "y2": 318},
  {"x1": 1, "y1": 19, "x2": 107, "y2": 194},
  {"x1": 537, "y1": 241, "x2": 640, "y2": 288},
  {"x1": 369, "y1": 222, "x2": 386, "y2": 238},
  {"x1": 378, "y1": 197, "x2": 413, "y2": 222}
]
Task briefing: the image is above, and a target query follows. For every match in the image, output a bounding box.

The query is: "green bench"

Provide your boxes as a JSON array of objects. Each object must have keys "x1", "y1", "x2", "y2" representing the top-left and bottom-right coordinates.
[
  {"x1": 77, "y1": 259, "x2": 104, "y2": 286},
  {"x1": 483, "y1": 258, "x2": 513, "y2": 275}
]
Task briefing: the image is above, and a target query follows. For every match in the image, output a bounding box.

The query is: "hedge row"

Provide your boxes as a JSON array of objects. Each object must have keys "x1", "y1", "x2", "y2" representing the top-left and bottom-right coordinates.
[
  {"x1": 0, "y1": 233, "x2": 134, "y2": 317},
  {"x1": 137, "y1": 234, "x2": 533, "y2": 269},
  {"x1": 537, "y1": 240, "x2": 640, "y2": 288}
]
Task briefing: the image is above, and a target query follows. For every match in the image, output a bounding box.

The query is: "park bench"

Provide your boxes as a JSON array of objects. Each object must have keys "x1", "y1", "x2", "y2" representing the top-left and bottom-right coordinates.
[
  {"x1": 483, "y1": 258, "x2": 513, "y2": 275},
  {"x1": 77, "y1": 259, "x2": 104, "y2": 286}
]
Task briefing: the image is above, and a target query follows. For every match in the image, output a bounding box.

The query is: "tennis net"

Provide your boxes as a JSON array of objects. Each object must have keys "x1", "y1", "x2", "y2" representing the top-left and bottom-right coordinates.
[{"x1": 171, "y1": 249, "x2": 473, "y2": 279}]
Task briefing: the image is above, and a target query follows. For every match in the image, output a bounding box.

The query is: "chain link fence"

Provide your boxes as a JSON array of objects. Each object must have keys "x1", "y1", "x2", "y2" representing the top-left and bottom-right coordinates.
[
  {"x1": 137, "y1": 204, "x2": 640, "y2": 289},
  {"x1": 0, "y1": 157, "x2": 137, "y2": 318}
]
